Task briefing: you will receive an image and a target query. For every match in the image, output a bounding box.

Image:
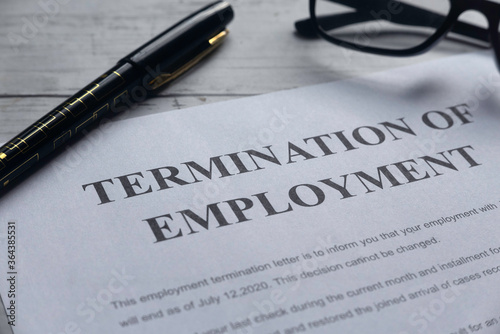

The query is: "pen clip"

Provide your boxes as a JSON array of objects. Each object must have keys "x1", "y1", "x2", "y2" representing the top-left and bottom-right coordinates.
[{"x1": 149, "y1": 29, "x2": 228, "y2": 90}]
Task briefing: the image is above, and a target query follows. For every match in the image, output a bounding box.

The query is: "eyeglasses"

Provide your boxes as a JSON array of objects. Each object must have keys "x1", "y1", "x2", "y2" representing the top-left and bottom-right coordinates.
[{"x1": 295, "y1": 0, "x2": 500, "y2": 65}]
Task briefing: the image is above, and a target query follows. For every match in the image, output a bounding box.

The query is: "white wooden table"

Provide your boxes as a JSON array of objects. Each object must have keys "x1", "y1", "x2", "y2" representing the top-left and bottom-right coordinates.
[
  {"x1": 0, "y1": 0, "x2": 483, "y2": 144},
  {"x1": 0, "y1": 0, "x2": 489, "y2": 331}
]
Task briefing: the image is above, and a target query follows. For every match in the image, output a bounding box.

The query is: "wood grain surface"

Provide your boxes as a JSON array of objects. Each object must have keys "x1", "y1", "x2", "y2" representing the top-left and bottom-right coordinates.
[{"x1": 0, "y1": 0, "x2": 484, "y2": 144}]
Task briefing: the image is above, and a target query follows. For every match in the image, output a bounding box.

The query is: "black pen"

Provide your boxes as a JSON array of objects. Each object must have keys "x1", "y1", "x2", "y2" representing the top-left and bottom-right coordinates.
[{"x1": 0, "y1": 1, "x2": 233, "y2": 190}]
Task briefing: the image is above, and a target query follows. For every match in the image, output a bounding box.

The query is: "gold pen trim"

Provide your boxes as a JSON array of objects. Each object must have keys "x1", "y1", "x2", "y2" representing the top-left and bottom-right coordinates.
[
  {"x1": 0, "y1": 153, "x2": 39, "y2": 185},
  {"x1": 149, "y1": 29, "x2": 229, "y2": 90},
  {"x1": 209, "y1": 30, "x2": 228, "y2": 45}
]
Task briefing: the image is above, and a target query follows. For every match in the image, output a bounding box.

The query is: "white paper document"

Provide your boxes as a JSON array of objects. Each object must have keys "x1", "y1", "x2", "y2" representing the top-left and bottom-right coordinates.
[{"x1": 1, "y1": 51, "x2": 500, "y2": 334}]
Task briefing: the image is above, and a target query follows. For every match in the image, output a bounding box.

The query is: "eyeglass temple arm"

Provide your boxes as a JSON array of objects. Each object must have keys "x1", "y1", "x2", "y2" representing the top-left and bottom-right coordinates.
[{"x1": 296, "y1": 0, "x2": 489, "y2": 43}]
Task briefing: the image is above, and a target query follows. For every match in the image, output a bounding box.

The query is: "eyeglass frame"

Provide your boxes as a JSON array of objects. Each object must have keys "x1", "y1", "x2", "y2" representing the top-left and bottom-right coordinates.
[{"x1": 297, "y1": 0, "x2": 500, "y2": 66}]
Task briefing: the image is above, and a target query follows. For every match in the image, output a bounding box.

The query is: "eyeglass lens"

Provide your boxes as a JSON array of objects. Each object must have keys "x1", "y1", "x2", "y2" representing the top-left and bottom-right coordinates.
[{"x1": 314, "y1": 0, "x2": 452, "y2": 50}]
